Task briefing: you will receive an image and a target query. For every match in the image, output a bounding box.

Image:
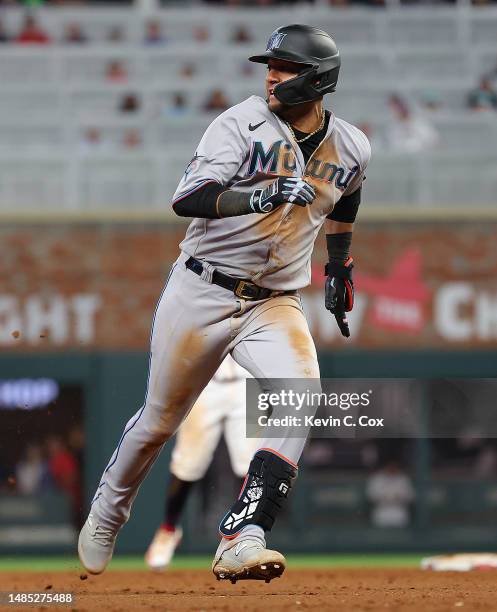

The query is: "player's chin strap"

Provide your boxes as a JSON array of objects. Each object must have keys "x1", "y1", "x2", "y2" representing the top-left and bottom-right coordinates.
[{"x1": 219, "y1": 449, "x2": 298, "y2": 537}]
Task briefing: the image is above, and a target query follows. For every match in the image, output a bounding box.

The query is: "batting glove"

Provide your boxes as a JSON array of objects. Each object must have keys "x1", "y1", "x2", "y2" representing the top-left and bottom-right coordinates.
[
  {"x1": 249, "y1": 176, "x2": 315, "y2": 214},
  {"x1": 324, "y1": 257, "x2": 354, "y2": 338}
]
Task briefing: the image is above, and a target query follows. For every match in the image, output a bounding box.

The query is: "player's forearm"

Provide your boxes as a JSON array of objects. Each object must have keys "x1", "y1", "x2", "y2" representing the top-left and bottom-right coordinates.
[
  {"x1": 216, "y1": 190, "x2": 254, "y2": 217},
  {"x1": 173, "y1": 176, "x2": 315, "y2": 219},
  {"x1": 325, "y1": 220, "x2": 354, "y2": 262},
  {"x1": 172, "y1": 182, "x2": 254, "y2": 219}
]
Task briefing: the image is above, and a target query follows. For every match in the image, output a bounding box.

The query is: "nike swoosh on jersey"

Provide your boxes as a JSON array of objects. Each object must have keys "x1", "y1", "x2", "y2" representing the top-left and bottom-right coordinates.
[{"x1": 248, "y1": 120, "x2": 266, "y2": 132}]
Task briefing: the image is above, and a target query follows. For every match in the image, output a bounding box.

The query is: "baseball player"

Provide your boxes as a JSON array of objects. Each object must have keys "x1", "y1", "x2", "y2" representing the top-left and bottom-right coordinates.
[
  {"x1": 79, "y1": 24, "x2": 371, "y2": 583},
  {"x1": 145, "y1": 354, "x2": 255, "y2": 569}
]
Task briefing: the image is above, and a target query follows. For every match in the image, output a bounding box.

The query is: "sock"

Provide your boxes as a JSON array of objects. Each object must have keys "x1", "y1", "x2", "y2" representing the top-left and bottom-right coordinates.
[
  {"x1": 163, "y1": 475, "x2": 195, "y2": 528},
  {"x1": 236, "y1": 524, "x2": 265, "y2": 543}
]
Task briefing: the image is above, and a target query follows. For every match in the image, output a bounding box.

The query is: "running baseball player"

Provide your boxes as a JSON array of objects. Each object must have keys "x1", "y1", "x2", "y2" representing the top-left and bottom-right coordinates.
[
  {"x1": 79, "y1": 24, "x2": 370, "y2": 583},
  {"x1": 145, "y1": 355, "x2": 256, "y2": 569}
]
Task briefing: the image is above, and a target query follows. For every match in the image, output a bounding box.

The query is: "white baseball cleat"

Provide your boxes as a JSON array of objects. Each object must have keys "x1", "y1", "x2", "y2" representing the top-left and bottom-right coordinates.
[
  {"x1": 212, "y1": 536, "x2": 286, "y2": 583},
  {"x1": 78, "y1": 513, "x2": 117, "y2": 575},
  {"x1": 144, "y1": 526, "x2": 183, "y2": 570}
]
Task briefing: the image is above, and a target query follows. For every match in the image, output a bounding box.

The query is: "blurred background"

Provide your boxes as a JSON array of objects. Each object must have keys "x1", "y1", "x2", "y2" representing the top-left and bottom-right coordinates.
[{"x1": 1, "y1": 0, "x2": 497, "y2": 560}]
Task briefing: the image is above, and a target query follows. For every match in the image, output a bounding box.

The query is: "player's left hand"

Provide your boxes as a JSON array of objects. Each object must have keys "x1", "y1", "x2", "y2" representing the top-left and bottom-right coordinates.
[{"x1": 324, "y1": 257, "x2": 354, "y2": 338}]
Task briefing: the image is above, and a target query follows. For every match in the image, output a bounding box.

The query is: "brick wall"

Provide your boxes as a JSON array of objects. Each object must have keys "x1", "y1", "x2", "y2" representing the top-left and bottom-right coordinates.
[{"x1": 1, "y1": 220, "x2": 496, "y2": 350}]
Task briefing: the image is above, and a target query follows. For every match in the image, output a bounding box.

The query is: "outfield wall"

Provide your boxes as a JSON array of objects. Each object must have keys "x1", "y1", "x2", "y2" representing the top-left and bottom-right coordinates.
[
  {"x1": 2, "y1": 216, "x2": 497, "y2": 351},
  {"x1": 2, "y1": 350, "x2": 497, "y2": 555}
]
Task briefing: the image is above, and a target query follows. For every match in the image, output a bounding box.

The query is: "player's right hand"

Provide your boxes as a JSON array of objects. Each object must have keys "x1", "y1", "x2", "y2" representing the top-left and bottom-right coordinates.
[
  {"x1": 249, "y1": 176, "x2": 315, "y2": 214},
  {"x1": 325, "y1": 257, "x2": 354, "y2": 338}
]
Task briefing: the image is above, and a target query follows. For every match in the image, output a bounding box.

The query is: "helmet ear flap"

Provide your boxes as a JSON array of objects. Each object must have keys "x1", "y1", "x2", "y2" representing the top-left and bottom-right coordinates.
[
  {"x1": 316, "y1": 71, "x2": 333, "y2": 86},
  {"x1": 314, "y1": 66, "x2": 340, "y2": 95}
]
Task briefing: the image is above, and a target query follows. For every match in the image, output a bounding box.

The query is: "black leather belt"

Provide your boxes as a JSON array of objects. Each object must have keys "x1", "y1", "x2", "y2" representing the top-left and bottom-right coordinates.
[{"x1": 185, "y1": 256, "x2": 287, "y2": 301}]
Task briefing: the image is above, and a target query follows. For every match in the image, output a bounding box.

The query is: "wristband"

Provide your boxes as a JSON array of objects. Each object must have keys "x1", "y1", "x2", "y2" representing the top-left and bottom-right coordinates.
[{"x1": 326, "y1": 232, "x2": 352, "y2": 263}]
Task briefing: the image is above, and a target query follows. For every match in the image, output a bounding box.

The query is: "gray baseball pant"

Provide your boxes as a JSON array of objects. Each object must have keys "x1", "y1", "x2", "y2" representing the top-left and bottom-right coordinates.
[{"x1": 91, "y1": 251, "x2": 320, "y2": 530}]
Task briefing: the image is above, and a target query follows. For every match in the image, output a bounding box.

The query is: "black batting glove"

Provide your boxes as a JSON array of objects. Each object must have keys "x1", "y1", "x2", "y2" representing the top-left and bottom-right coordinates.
[
  {"x1": 249, "y1": 176, "x2": 315, "y2": 214},
  {"x1": 324, "y1": 257, "x2": 354, "y2": 338}
]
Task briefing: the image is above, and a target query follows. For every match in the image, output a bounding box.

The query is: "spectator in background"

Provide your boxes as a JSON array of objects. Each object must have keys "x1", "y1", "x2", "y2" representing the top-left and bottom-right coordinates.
[
  {"x1": 106, "y1": 25, "x2": 126, "y2": 44},
  {"x1": 342, "y1": 0, "x2": 385, "y2": 5},
  {"x1": 366, "y1": 460, "x2": 415, "y2": 528},
  {"x1": 0, "y1": 19, "x2": 10, "y2": 43},
  {"x1": 79, "y1": 127, "x2": 108, "y2": 155},
  {"x1": 46, "y1": 436, "x2": 83, "y2": 529},
  {"x1": 122, "y1": 129, "x2": 142, "y2": 150},
  {"x1": 15, "y1": 14, "x2": 51, "y2": 45},
  {"x1": 0, "y1": 453, "x2": 11, "y2": 491},
  {"x1": 467, "y1": 77, "x2": 497, "y2": 111},
  {"x1": 419, "y1": 90, "x2": 443, "y2": 115},
  {"x1": 68, "y1": 426, "x2": 85, "y2": 476},
  {"x1": 385, "y1": 93, "x2": 439, "y2": 153},
  {"x1": 203, "y1": 88, "x2": 230, "y2": 112},
  {"x1": 15, "y1": 444, "x2": 48, "y2": 495},
  {"x1": 193, "y1": 25, "x2": 210, "y2": 43},
  {"x1": 118, "y1": 93, "x2": 141, "y2": 113},
  {"x1": 47, "y1": 436, "x2": 78, "y2": 492},
  {"x1": 63, "y1": 23, "x2": 88, "y2": 45},
  {"x1": 475, "y1": 442, "x2": 497, "y2": 478},
  {"x1": 144, "y1": 19, "x2": 166, "y2": 45},
  {"x1": 231, "y1": 25, "x2": 252, "y2": 44},
  {"x1": 165, "y1": 93, "x2": 189, "y2": 117},
  {"x1": 105, "y1": 60, "x2": 128, "y2": 83},
  {"x1": 179, "y1": 62, "x2": 197, "y2": 79}
]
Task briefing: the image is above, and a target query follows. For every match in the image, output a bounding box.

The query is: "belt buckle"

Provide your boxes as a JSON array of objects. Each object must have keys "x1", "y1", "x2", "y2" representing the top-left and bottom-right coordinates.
[{"x1": 234, "y1": 280, "x2": 257, "y2": 300}]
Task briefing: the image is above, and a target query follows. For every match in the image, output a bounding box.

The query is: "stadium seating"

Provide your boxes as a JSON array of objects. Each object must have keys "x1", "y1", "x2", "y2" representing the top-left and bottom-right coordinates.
[{"x1": 0, "y1": 5, "x2": 496, "y2": 212}]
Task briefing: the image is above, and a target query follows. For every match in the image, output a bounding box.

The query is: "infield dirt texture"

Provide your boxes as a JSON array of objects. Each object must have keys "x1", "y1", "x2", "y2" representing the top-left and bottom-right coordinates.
[{"x1": 1, "y1": 567, "x2": 496, "y2": 611}]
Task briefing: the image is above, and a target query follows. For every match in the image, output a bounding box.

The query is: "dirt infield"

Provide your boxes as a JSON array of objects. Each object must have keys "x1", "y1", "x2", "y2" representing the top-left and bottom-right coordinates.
[{"x1": 1, "y1": 568, "x2": 496, "y2": 611}]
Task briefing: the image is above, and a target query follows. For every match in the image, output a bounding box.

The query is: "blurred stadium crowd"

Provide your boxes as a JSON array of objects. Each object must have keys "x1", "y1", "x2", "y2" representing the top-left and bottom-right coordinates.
[
  {"x1": 1, "y1": 428, "x2": 84, "y2": 530},
  {"x1": 2, "y1": 0, "x2": 497, "y2": 6},
  {"x1": 0, "y1": 5, "x2": 496, "y2": 210}
]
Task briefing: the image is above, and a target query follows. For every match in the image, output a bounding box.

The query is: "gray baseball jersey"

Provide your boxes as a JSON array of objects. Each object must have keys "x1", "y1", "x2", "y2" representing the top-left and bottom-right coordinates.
[
  {"x1": 173, "y1": 95, "x2": 370, "y2": 290},
  {"x1": 88, "y1": 96, "x2": 370, "y2": 538}
]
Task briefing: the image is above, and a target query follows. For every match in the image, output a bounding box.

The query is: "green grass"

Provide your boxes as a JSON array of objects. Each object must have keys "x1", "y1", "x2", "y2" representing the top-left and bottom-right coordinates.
[{"x1": 0, "y1": 554, "x2": 425, "y2": 572}]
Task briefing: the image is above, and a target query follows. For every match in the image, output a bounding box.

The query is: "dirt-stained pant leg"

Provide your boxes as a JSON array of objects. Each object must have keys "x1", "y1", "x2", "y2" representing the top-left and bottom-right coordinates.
[
  {"x1": 92, "y1": 255, "x2": 239, "y2": 529},
  {"x1": 231, "y1": 294, "x2": 321, "y2": 465}
]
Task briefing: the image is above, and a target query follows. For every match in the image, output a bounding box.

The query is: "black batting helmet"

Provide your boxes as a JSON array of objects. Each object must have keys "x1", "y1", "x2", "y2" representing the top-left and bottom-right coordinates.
[{"x1": 249, "y1": 24, "x2": 340, "y2": 106}]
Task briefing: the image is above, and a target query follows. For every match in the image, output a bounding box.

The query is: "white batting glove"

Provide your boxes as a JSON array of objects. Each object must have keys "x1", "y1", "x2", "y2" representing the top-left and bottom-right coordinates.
[{"x1": 249, "y1": 176, "x2": 316, "y2": 214}]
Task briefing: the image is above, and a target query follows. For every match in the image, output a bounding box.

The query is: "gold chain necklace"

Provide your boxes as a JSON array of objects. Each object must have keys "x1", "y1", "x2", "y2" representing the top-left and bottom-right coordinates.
[{"x1": 286, "y1": 112, "x2": 325, "y2": 144}]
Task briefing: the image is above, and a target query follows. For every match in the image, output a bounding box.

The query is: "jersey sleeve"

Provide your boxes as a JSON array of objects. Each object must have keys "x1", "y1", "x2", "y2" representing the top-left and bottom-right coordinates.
[
  {"x1": 342, "y1": 128, "x2": 372, "y2": 197},
  {"x1": 172, "y1": 111, "x2": 248, "y2": 206}
]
